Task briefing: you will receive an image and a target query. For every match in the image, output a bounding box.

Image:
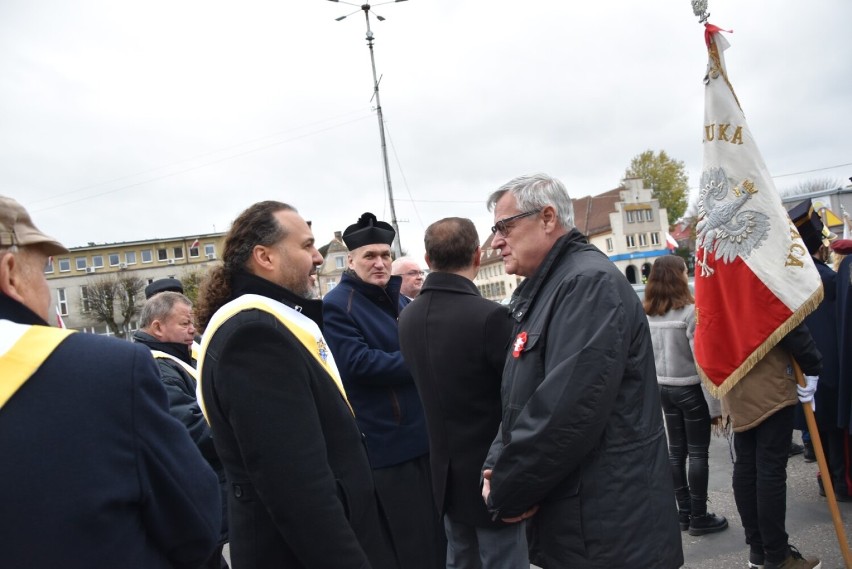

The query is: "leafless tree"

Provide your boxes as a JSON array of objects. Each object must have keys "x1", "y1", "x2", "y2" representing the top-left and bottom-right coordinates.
[
  {"x1": 84, "y1": 274, "x2": 145, "y2": 339},
  {"x1": 777, "y1": 177, "x2": 841, "y2": 198}
]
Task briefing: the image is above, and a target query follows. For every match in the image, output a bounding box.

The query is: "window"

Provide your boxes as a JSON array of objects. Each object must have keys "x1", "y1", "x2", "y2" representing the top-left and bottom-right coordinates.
[
  {"x1": 44, "y1": 257, "x2": 54, "y2": 273},
  {"x1": 125, "y1": 251, "x2": 137, "y2": 265},
  {"x1": 644, "y1": 209, "x2": 653, "y2": 222},
  {"x1": 92, "y1": 255, "x2": 104, "y2": 268},
  {"x1": 189, "y1": 245, "x2": 200, "y2": 258},
  {"x1": 141, "y1": 249, "x2": 153, "y2": 263},
  {"x1": 335, "y1": 256, "x2": 345, "y2": 269},
  {"x1": 59, "y1": 258, "x2": 71, "y2": 272},
  {"x1": 639, "y1": 233, "x2": 648, "y2": 247},
  {"x1": 204, "y1": 244, "x2": 216, "y2": 258},
  {"x1": 57, "y1": 288, "x2": 68, "y2": 316},
  {"x1": 157, "y1": 248, "x2": 168, "y2": 262},
  {"x1": 108, "y1": 253, "x2": 120, "y2": 266},
  {"x1": 80, "y1": 285, "x2": 90, "y2": 312},
  {"x1": 76, "y1": 257, "x2": 87, "y2": 271},
  {"x1": 173, "y1": 246, "x2": 184, "y2": 260},
  {"x1": 626, "y1": 235, "x2": 636, "y2": 248},
  {"x1": 626, "y1": 210, "x2": 635, "y2": 223},
  {"x1": 606, "y1": 238, "x2": 614, "y2": 252},
  {"x1": 651, "y1": 232, "x2": 660, "y2": 246}
]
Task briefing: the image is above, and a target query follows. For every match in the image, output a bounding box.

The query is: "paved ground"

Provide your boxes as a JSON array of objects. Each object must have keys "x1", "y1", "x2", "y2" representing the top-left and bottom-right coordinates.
[{"x1": 224, "y1": 432, "x2": 852, "y2": 568}]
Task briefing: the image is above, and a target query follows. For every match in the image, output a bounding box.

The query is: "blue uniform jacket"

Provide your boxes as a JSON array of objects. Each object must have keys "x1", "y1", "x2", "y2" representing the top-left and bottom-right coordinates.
[
  {"x1": 323, "y1": 271, "x2": 429, "y2": 468},
  {"x1": 0, "y1": 295, "x2": 221, "y2": 569}
]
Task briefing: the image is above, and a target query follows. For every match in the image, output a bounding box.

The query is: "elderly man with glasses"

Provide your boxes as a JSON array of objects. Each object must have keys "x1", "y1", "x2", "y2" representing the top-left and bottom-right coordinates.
[
  {"x1": 480, "y1": 174, "x2": 683, "y2": 569},
  {"x1": 392, "y1": 256, "x2": 426, "y2": 300}
]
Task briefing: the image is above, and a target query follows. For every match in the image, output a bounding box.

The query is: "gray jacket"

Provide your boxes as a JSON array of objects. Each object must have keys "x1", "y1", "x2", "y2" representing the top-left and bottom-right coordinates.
[{"x1": 647, "y1": 304, "x2": 720, "y2": 418}]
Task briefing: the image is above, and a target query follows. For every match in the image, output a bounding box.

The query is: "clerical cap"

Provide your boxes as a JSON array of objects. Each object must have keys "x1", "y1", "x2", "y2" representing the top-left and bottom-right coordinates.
[
  {"x1": 0, "y1": 195, "x2": 68, "y2": 256},
  {"x1": 145, "y1": 278, "x2": 184, "y2": 299},
  {"x1": 788, "y1": 200, "x2": 824, "y2": 255},
  {"x1": 342, "y1": 212, "x2": 395, "y2": 250}
]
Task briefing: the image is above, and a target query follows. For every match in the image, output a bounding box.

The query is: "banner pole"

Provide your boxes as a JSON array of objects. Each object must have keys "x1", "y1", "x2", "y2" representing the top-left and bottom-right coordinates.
[{"x1": 793, "y1": 360, "x2": 852, "y2": 569}]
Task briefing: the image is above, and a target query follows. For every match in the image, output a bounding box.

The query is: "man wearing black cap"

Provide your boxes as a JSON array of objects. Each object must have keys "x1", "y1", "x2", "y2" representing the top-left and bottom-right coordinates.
[
  {"x1": 789, "y1": 200, "x2": 848, "y2": 501},
  {"x1": 145, "y1": 277, "x2": 184, "y2": 299},
  {"x1": 0, "y1": 196, "x2": 221, "y2": 568},
  {"x1": 323, "y1": 212, "x2": 444, "y2": 569}
]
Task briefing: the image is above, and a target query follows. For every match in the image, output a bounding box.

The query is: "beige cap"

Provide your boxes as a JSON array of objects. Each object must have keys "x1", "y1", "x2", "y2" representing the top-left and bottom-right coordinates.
[{"x1": 0, "y1": 196, "x2": 68, "y2": 256}]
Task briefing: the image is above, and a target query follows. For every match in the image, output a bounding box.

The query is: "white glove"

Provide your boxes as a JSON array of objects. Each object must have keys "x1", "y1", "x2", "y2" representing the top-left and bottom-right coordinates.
[{"x1": 797, "y1": 375, "x2": 818, "y2": 411}]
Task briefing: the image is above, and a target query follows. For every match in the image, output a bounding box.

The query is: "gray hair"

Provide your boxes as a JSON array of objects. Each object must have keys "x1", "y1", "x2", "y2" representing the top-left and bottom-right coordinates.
[
  {"x1": 487, "y1": 173, "x2": 574, "y2": 229},
  {"x1": 140, "y1": 291, "x2": 192, "y2": 329},
  {"x1": 391, "y1": 256, "x2": 420, "y2": 274}
]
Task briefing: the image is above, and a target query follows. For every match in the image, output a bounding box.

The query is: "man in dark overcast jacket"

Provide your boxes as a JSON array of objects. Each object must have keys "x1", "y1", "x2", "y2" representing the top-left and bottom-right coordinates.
[
  {"x1": 481, "y1": 175, "x2": 683, "y2": 569},
  {"x1": 399, "y1": 217, "x2": 527, "y2": 568}
]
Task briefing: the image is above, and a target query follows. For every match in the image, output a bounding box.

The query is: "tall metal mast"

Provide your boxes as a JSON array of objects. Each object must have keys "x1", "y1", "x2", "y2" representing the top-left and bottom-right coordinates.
[{"x1": 331, "y1": 1, "x2": 407, "y2": 258}]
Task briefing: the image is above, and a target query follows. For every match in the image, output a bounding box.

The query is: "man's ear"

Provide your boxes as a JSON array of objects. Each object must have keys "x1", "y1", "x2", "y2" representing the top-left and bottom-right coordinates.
[
  {"x1": 0, "y1": 252, "x2": 26, "y2": 304},
  {"x1": 541, "y1": 205, "x2": 558, "y2": 232},
  {"x1": 250, "y1": 244, "x2": 275, "y2": 273},
  {"x1": 149, "y1": 319, "x2": 167, "y2": 341},
  {"x1": 472, "y1": 246, "x2": 482, "y2": 270}
]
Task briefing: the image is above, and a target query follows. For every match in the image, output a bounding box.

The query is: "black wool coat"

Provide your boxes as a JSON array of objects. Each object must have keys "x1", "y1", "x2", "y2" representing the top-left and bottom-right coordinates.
[
  {"x1": 200, "y1": 272, "x2": 398, "y2": 569},
  {"x1": 398, "y1": 272, "x2": 513, "y2": 527}
]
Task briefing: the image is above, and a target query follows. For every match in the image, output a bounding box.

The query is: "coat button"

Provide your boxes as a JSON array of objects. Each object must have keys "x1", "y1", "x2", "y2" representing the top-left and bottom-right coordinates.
[{"x1": 234, "y1": 485, "x2": 243, "y2": 498}]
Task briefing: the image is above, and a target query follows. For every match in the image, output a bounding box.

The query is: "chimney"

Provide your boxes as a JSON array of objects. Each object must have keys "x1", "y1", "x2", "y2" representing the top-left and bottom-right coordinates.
[{"x1": 334, "y1": 231, "x2": 342, "y2": 241}]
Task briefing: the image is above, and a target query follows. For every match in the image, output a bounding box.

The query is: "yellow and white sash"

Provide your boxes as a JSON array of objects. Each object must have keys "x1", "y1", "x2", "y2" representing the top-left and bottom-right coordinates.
[
  {"x1": 0, "y1": 320, "x2": 75, "y2": 410},
  {"x1": 150, "y1": 349, "x2": 198, "y2": 381},
  {"x1": 196, "y1": 294, "x2": 351, "y2": 419}
]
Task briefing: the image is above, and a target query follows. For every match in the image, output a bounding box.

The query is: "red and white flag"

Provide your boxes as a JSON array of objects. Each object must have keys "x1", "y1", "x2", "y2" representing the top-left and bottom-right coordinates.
[
  {"x1": 55, "y1": 305, "x2": 66, "y2": 329},
  {"x1": 693, "y1": 25, "x2": 823, "y2": 397},
  {"x1": 665, "y1": 233, "x2": 679, "y2": 251},
  {"x1": 190, "y1": 239, "x2": 200, "y2": 249}
]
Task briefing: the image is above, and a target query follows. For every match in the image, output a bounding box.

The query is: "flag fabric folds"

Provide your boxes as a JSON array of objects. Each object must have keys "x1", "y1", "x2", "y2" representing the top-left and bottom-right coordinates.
[
  {"x1": 693, "y1": 25, "x2": 823, "y2": 397},
  {"x1": 190, "y1": 239, "x2": 200, "y2": 249}
]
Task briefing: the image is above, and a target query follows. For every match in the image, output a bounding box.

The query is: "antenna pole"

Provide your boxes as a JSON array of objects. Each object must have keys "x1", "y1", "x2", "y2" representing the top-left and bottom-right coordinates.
[{"x1": 363, "y1": 6, "x2": 402, "y2": 258}]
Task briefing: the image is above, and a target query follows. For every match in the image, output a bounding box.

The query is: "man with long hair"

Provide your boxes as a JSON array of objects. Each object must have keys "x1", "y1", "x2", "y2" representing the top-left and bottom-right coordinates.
[{"x1": 195, "y1": 201, "x2": 398, "y2": 568}]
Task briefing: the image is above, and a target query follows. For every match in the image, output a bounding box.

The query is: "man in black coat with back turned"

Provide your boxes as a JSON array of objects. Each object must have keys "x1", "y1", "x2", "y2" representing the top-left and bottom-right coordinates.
[
  {"x1": 194, "y1": 200, "x2": 398, "y2": 569},
  {"x1": 399, "y1": 217, "x2": 528, "y2": 568}
]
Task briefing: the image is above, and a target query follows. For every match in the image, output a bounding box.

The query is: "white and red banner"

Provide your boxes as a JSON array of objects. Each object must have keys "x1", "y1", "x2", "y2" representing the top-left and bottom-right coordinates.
[{"x1": 693, "y1": 25, "x2": 823, "y2": 397}]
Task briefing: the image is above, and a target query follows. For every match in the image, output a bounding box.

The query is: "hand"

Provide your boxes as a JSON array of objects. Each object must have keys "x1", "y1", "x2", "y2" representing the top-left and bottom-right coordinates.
[
  {"x1": 797, "y1": 375, "x2": 818, "y2": 411},
  {"x1": 502, "y1": 504, "x2": 540, "y2": 524},
  {"x1": 481, "y1": 469, "x2": 492, "y2": 504}
]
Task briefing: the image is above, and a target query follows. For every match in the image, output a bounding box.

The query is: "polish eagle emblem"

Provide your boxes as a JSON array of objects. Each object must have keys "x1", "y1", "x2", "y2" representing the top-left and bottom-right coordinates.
[{"x1": 695, "y1": 166, "x2": 770, "y2": 276}]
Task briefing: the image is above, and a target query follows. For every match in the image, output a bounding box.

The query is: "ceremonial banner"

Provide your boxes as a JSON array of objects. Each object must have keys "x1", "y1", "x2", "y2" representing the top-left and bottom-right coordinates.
[{"x1": 693, "y1": 25, "x2": 823, "y2": 397}]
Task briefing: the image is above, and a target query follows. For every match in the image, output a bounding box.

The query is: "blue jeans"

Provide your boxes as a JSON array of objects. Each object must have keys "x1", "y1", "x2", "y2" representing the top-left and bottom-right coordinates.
[
  {"x1": 660, "y1": 384, "x2": 711, "y2": 516},
  {"x1": 732, "y1": 404, "x2": 794, "y2": 564}
]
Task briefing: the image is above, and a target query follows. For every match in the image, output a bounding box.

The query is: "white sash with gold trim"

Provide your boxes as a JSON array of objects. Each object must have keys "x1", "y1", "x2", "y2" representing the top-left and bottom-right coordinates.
[
  {"x1": 196, "y1": 294, "x2": 350, "y2": 419},
  {"x1": 150, "y1": 349, "x2": 198, "y2": 381}
]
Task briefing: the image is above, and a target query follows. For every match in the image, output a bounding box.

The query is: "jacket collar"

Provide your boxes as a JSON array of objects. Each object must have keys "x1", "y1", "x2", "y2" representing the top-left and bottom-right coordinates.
[
  {"x1": 340, "y1": 271, "x2": 404, "y2": 310},
  {"x1": 230, "y1": 271, "x2": 324, "y2": 329},
  {"x1": 0, "y1": 293, "x2": 49, "y2": 327},
  {"x1": 419, "y1": 271, "x2": 480, "y2": 297},
  {"x1": 132, "y1": 330, "x2": 192, "y2": 364},
  {"x1": 509, "y1": 228, "x2": 587, "y2": 322}
]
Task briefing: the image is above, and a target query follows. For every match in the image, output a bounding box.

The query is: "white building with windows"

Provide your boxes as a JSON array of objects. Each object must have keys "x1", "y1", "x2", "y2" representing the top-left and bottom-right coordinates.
[{"x1": 46, "y1": 232, "x2": 226, "y2": 334}]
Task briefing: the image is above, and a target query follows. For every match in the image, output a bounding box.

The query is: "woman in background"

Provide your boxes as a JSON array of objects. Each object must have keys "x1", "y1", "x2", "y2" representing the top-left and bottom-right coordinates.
[{"x1": 644, "y1": 255, "x2": 728, "y2": 536}]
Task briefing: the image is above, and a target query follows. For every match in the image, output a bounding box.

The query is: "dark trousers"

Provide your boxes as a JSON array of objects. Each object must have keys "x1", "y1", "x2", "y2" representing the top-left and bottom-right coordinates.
[
  {"x1": 733, "y1": 404, "x2": 794, "y2": 564},
  {"x1": 373, "y1": 454, "x2": 446, "y2": 569},
  {"x1": 660, "y1": 384, "x2": 712, "y2": 516}
]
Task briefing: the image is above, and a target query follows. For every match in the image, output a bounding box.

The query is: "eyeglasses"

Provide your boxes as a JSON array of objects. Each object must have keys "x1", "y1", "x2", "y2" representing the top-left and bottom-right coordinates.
[
  {"x1": 401, "y1": 270, "x2": 425, "y2": 277},
  {"x1": 491, "y1": 209, "x2": 541, "y2": 237}
]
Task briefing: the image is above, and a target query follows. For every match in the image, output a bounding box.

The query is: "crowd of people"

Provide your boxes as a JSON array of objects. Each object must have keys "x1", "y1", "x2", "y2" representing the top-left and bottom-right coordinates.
[{"x1": 1, "y1": 177, "x2": 850, "y2": 569}]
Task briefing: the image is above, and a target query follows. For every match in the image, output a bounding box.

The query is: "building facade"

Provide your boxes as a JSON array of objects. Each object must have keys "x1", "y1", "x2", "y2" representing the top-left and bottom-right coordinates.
[{"x1": 46, "y1": 232, "x2": 226, "y2": 335}]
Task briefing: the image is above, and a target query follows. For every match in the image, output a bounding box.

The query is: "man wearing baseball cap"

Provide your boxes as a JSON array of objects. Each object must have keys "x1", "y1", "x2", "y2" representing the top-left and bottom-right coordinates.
[{"x1": 0, "y1": 196, "x2": 221, "y2": 568}]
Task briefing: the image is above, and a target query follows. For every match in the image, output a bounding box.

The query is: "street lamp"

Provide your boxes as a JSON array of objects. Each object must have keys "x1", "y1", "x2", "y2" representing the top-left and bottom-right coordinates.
[{"x1": 329, "y1": 0, "x2": 407, "y2": 258}]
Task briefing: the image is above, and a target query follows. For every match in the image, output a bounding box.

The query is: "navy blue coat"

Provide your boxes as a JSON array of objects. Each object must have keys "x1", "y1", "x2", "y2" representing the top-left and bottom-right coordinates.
[
  {"x1": 323, "y1": 271, "x2": 428, "y2": 468},
  {"x1": 837, "y1": 256, "x2": 852, "y2": 432},
  {"x1": 798, "y1": 259, "x2": 840, "y2": 431},
  {"x1": 0, "y1": 295, "x2": 221, "y2": 569}
]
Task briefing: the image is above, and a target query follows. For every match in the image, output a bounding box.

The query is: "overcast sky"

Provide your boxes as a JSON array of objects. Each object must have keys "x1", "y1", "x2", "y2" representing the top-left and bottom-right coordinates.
[{"x1": 2, "y1": 0, "x2": 850, "y2": 263}]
